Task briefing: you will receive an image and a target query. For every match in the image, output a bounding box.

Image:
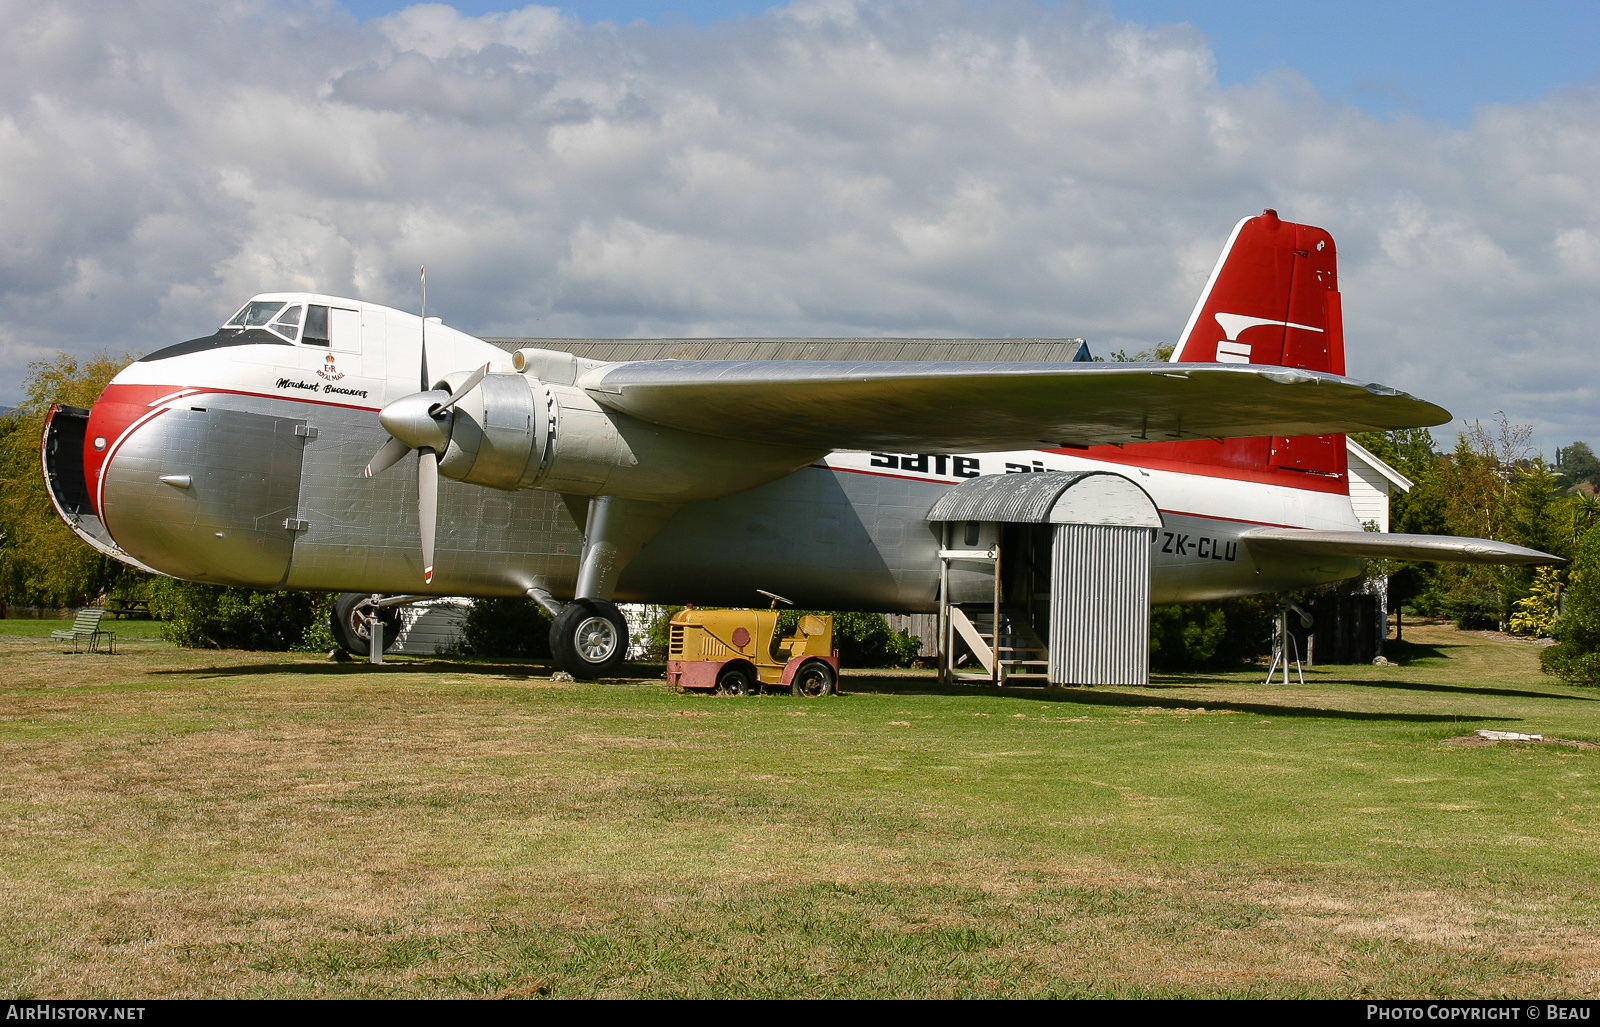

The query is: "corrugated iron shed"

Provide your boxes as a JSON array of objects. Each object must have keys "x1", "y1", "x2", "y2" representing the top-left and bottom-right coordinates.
[{"x1": 486, "y1": 337, "x2": 1090, "y2": 363}]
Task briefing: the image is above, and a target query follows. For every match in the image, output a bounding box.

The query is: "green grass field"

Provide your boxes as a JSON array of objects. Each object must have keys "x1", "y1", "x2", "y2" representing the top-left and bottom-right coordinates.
[
  {"x1": 0, "y1": 617, "x2": 162, "y2": 639},
  {"x1": 1, "y1": 621, "x2": 1596, "y2": 998}
]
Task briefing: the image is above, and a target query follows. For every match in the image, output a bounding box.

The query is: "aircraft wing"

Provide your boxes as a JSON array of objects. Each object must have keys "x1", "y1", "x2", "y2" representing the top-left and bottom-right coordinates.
[
  {"x1": 1241, "y1": 528, "x2": 1561, "y2": 565},
  {"x1": 578, "y1": 360, "x2": 1449, "y2": 451}
]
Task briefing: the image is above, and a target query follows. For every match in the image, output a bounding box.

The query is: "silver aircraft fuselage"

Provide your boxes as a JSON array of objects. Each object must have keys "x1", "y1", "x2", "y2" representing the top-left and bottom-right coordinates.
[{"x1": 64, "y1": 296, "x2": 1367, "y2": 608}]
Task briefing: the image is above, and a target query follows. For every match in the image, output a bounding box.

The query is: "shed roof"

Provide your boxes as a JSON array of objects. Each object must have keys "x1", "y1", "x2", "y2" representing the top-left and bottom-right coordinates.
[
  {"x1": 1346, "y1": 438, "x2": 1414, "y2": 492},
  {"x1": 926, "y1": 471, "x2": 1162, "y2": 528}
]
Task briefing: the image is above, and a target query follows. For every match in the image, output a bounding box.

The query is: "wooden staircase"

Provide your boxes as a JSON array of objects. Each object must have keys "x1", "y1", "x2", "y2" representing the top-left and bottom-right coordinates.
[{"x1": 948, "y1": 604, "x2": 1049, "y2": 685}]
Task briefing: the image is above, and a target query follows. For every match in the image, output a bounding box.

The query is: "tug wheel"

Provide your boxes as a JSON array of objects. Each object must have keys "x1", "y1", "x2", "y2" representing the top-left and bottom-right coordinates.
[{"x1": 791, "y1": 661, "x2": 835, "y2": 698}]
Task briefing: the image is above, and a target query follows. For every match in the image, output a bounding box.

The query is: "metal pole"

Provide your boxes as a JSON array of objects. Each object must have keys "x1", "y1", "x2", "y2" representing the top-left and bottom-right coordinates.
[
  {"x1": 938, "y1": 523, "x2": 950, "y2": 686},
  {"x1": 368, "y1": 593, "x2": 384, "y2": 666},
  {"x1": 992, "y1": 541, "x2": 1001, "y2": 687}
]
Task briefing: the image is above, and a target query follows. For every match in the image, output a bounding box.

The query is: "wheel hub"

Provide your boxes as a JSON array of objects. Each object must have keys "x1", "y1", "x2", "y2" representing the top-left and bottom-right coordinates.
[{"x1": 575, "y1": 615, "x2": 620, "y2": 662}]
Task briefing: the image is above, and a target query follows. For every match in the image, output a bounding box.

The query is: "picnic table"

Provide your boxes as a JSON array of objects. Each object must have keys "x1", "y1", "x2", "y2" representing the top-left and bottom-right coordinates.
[{"x1": 105, "y1": 599, "x2": 151, "y2": 619}]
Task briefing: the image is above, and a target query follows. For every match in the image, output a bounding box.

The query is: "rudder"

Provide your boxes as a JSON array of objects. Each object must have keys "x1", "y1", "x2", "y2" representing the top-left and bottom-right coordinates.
[{"x1": 1170, "y1": 208, "x2": 1344, "y2": 375}]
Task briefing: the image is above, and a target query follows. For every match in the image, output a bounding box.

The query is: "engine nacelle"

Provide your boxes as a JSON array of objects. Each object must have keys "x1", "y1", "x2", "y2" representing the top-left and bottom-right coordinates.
[{"x1": 435, "y1": 369, "x2": 820, "y2": 502}]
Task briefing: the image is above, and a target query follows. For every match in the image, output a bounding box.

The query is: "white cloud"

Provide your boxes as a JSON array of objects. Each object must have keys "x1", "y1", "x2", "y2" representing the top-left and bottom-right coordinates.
[{"x1": 1, "y1": 0, "x2": 1598, "y2": 448}]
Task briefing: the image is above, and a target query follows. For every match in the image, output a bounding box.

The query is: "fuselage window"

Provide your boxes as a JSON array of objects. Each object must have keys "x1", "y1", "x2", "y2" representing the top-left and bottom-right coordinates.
[
  {"x1": 303, "y1": 305, "x2": 330, "y2": 346},
  {"x1": 965, "y1": 521, "x2": 981, "y2": 547},
  {"x1": 269, "y1": 305, "x2": 302, "y2": 342},
  {"x1": 226, "y1": 301, "x2": 287, "y2": 329}
]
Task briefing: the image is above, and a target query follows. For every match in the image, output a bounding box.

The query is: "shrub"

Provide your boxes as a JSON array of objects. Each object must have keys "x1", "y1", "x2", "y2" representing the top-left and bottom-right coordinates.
[
  {"x1": 1542, "y1": 526, "x2": 1600, "y2": 686},
  {"x1": 452, "y1": 597, "x2": 552, "y2": 659},
  {"x1": 292, "y1": 593, "x2": 337, "y2": 652},
  {"x1": 1149, "y1": 596, "x2": 1276, "y2": 672},
  {"x1": 642, "y1": 605, "x2": 685, "y2": 661},
  {"x1": 147, "y1": 580, "x2": 319, "y2": 650},
  {"x1": 1510, "y1": 566, "x2": 1561, "y2": 638}
]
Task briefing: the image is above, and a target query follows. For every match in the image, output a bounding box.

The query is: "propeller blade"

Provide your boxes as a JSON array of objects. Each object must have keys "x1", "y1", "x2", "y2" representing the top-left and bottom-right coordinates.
[
  {"x1": 418, "y1": 446, "x2": 438, "y2": 584},
  {"x1": 364, "y1": 436, "x2": 412, "y2": 478},
  {"x1": 419, "y1": 266, "x2": 430, "y2": 393},
  {"x1": 436, "y1": 363, "x2": 491, "y2": 412}
]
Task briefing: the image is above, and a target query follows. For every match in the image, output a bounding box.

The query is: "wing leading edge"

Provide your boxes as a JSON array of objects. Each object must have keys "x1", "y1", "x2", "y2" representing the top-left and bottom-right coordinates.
[
  {"x1": 578, "y1": 360, "x2": 1449, "y2": 452},
  {"x1": 1242, "y1": 528, "x2": 1561, "y2": 566}
]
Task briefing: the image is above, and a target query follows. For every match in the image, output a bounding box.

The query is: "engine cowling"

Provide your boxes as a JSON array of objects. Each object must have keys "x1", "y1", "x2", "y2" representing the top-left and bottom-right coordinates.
[{"x1": 434, "y1": 369, "x2": 820, "y2": 503}]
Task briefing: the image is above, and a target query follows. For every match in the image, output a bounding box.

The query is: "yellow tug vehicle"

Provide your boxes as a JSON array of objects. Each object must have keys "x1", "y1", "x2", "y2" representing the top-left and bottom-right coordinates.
[{"x1": 666, "y1": 601, "x2": 839, "y2": 697}]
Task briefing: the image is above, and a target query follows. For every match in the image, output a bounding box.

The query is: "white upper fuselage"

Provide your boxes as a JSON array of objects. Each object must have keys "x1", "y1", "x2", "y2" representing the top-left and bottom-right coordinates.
[{"x1": 78, "y1": 294, "x2": 1367, "y2": 608}]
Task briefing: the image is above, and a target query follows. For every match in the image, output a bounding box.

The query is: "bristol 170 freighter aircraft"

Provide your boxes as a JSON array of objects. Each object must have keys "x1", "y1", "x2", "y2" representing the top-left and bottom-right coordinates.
[{"x1": 41, "y1": 210, "x2": 1555, "y2": 680}]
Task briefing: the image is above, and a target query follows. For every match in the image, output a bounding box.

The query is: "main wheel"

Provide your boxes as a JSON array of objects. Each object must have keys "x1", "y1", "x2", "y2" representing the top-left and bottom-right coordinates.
[
  {"x1": 329, "y1": 593, "x2": 402, "y2": 657},
  {"x1": 550, "y1": 599, "x2": 628, "y2": 679},
  {"x1": 790, "y1": 661, "x2": 835, "y2": 698},
  {"x1": 714, "y1": 664, "x2": 753, "y2": 696}
]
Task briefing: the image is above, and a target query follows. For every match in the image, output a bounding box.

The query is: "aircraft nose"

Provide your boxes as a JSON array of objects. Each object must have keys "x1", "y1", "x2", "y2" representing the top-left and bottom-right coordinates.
[{"x1": 96, "y1": 403, "x2": 305, "y2": 587}]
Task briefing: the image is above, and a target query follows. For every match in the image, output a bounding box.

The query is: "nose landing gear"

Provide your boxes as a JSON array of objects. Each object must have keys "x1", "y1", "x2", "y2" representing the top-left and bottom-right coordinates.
[{"x1": 329, "y1": 592, "x2": 403, "y2": 658}]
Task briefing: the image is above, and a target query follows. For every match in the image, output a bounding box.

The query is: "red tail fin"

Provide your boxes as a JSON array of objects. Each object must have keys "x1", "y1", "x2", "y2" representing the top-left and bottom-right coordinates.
[
  {"x1": 1172, "y1": 208, "x2": 1344, "y2": 373},
  {"x1": 1081, "y1": 210, "x2": 1349, "y2": 492}
]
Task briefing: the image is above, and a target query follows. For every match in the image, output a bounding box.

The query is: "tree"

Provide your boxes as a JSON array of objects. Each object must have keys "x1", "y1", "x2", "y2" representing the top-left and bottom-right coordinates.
[
  {"x1": 1556, "y1": 441, "x2": 1600, "y2": 490},
  {"x1": 1350, "y1": 428, "x2": 1448, "y2": 633},
  {"x1": 0, "y1": 353, "x2": 147, "y2": 613},
  {"x1": 1099, "y1": 344, "x2": 1176, "y2": 362}
]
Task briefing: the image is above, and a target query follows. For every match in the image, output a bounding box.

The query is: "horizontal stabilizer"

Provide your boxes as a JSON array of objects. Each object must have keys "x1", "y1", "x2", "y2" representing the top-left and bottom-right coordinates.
[
  {"x1": 580, "y1": 360, "x2": 1449, "y2": 452},
  {"x1": 1241, "y1": 528, "x2": 1561, "y2": 566}
]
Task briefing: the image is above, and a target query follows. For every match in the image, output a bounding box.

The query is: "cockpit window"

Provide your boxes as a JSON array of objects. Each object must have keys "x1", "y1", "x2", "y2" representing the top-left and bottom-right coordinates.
[
  {"x1": 225, "y1": 301, "x2": 287, "y2": 329},
  {"x1": 303, "y1": 305, "x2": 330, "y2": 346},
  {"x1": 269, "y1": 305, "x2": 302, "y2": 342}
]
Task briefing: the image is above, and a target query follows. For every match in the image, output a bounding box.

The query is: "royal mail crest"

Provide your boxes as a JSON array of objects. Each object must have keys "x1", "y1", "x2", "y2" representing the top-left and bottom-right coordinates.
[{"x1": 316, "y1": 353, "x2": 345, "y2": 381}]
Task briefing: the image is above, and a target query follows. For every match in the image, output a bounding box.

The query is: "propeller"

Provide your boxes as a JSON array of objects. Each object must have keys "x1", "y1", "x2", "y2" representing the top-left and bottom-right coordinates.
[{"x1": 362, "y1": 265, "x2": 490, "y2": 584}]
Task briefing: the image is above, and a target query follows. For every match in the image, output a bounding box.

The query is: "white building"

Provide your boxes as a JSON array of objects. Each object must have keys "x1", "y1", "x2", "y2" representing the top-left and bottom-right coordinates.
[{"x1": 1346, "y1": 438, "x2": 1413, "y2": 533}]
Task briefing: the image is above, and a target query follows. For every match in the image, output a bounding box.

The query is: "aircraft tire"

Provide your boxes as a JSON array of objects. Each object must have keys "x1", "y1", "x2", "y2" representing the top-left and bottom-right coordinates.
[
  {"x1": 790, "y1": 660, "x2": 835, "y2": 698},
  {"x1": 329, "y1": 593, "x2": 402, "y2": 657},
  {"x1": 550, "y1": 598, "x2": 628, "y2": 679}
]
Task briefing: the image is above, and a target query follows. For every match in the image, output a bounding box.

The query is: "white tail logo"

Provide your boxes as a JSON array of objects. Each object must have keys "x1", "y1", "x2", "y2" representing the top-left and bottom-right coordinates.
[{"x1": 1213, "y1": 312, "x2": 1323, "y2": 363}]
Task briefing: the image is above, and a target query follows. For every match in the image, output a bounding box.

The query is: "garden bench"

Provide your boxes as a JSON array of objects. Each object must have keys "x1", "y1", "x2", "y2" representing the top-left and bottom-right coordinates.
[{"x1": 51, "y1": 608, "x2": 115, "y2": 653}]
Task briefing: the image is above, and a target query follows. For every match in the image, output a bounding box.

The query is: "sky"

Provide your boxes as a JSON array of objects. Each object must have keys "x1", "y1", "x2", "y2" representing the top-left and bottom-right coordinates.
[{"x1": 2, "y1": 0, "x2": 1598, "y2": 455}]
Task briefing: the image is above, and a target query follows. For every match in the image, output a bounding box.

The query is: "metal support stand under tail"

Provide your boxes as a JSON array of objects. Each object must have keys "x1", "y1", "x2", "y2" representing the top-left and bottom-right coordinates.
[{"x1": 1264, "y1": 603, "x2": 1312, "y2": 686}]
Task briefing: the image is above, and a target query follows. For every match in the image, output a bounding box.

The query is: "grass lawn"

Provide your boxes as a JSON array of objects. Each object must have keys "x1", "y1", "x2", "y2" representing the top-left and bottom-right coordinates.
[
  {"x1": 0, "y1": 621, "x2": 1596, "y2": 998},
  {"x1": 0, "y1": 617, "x2": 162, "y2": 639}
]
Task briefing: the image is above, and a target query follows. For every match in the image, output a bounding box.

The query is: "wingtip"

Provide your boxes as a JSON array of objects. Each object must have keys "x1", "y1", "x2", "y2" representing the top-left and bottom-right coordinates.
[{"x1": 423, "y1": 568, "x2": 433, "y2": 584}]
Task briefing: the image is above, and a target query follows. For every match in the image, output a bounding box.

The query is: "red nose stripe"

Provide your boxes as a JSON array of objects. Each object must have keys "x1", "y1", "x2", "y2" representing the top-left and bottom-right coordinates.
[{"x1": 84, "y1": 384, "x2": 198, "y2": 515}]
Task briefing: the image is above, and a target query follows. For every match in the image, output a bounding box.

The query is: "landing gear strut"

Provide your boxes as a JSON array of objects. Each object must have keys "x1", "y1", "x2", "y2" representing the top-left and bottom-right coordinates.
[{"x1": 550, "y1": 598, "x2": 628, "y2": 679}]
